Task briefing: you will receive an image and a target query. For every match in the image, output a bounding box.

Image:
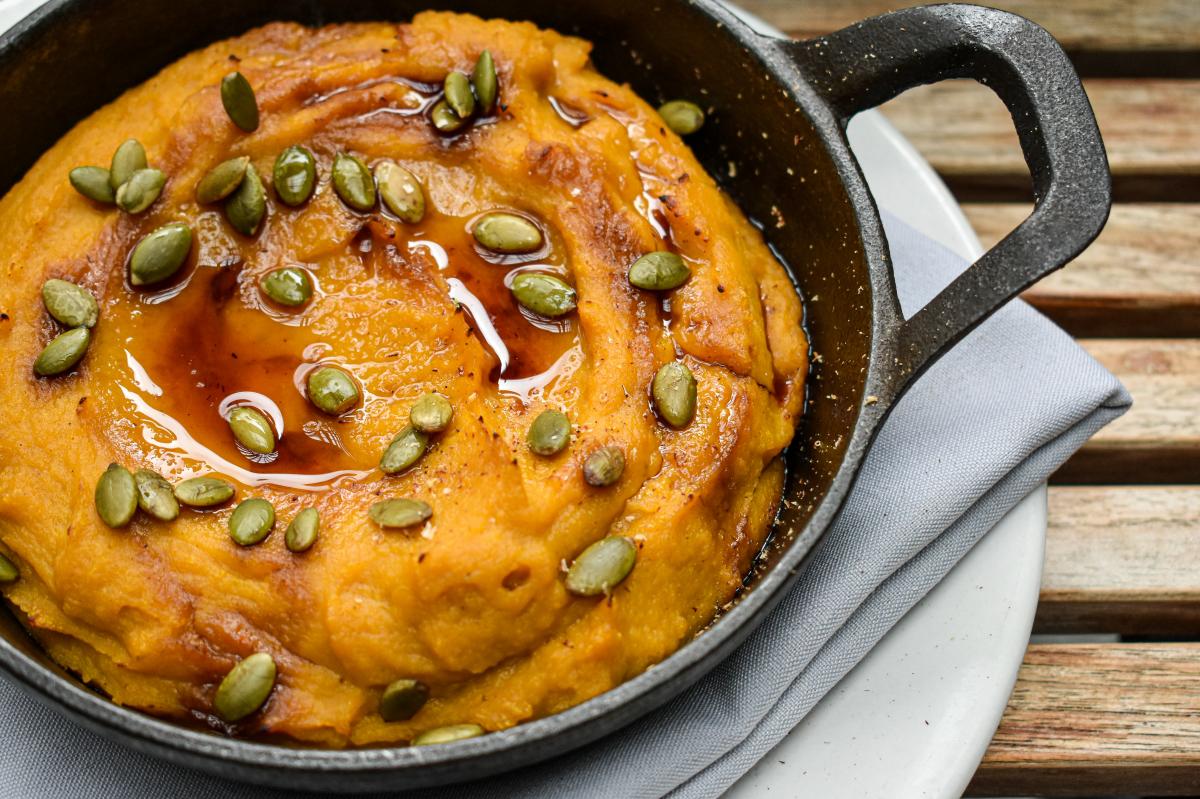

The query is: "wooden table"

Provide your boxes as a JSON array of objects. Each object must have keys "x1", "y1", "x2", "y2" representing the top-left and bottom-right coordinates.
[{"x1": 742, "y1": 1, "x2": 1200, "y2": 795}]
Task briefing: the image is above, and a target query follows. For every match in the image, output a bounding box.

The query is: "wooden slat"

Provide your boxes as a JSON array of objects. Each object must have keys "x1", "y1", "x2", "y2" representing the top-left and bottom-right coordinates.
[
  {"x1": 964, "y1": 203, "x2": 1200, "y2": 337},
  {"x1": 968, "y1": 644, "x2": 1200, "y2": 796},
  {"x1": 878, "y1": 79, "x2": 1200, "y2": 201},
  {"x1": 1036, "y1": 486, "x2": 1200, "y2": 633},
  {"x1": 1056, "y1": 339, "x2": 1200, "y2": 483},
  {"x1": 739, "y1": 0, "x2": 1200, "y2": 76}
]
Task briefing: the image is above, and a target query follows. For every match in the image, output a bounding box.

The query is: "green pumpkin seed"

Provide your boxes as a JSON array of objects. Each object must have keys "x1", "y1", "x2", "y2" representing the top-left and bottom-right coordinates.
[
  {"x1": 34, "y1": 327, "x2": 90, "y2": 376},
  {"x1": 565, "y1": 535, "x2": 637, "y2": 596},
  {"x1": 109, "y1": 139, "x2": 147, "y2": 189},
  {"x1": 583, "y1": 446, "x2": 624, "y2": 487},
  {"x1": 652, "y1": 361, "x2": 697, "y2": 428},
  {"x1": 174, "y1": 476, "x2": 235, "y2": 507},
  {"x1": 527, "y1": 409, "x2": 570, "y2": 456},
  {"x1": 115, "y1": 168, "x2": 166, "y2": 214},
  {"x1": 368, "y1": 498, "x2": 432, "y2": 529},
  {"x1": 380, "y1": 679, "x2": 429, "y2": 722},
  {"x1": 227, "y1": 406, "x2": 276, "y2": 455},
  {"x1": 69, "y1": 166, "x2": 115, "y2": 204},
  {"x1": 0, "y1": 553, "x2": 18, "y2": 584},
  {"x1": 306, "y1": 366, "x2": 359, "y2": 416},
  {"x1": 409, "y1": 393, "x2": 452, "y2": 434},
  {"x1": 129, "y1": 222, "x2": 192, "y2": 287},
  {"x1": 430, "y1": 100, "x2": 467, "y2": 134},
  {"x1": 225, "y1": 162, "x2": 265, "y2": 236},
  {"x1": 413, "y1": 723, "x2": 484, "y2": 746},
  {"x1": 133, "y1": 469, "x2": 179, "y2": 522},
  {"x1": 628, "y1": 251, "x2": 690, "y2": 291},
  {"x1": 273, "y1": 146, "x2": 316, "y2": 206},
  {"x1": 472, "y1": 212, "x2": 543, "y2": 254},
  {"x1": 228, "y1": 497, "x2": 275, "y2": 546},
  {"x1": 375, "y1": 161, "x2": 426, "y2": 224},
  {"x1": 658, "y1": 100, "x2": 705, "y2": 136},
  {"x1": 472, "y1": 50, "x2": 497, "y2": 114},
  {"x1": 380, "y1": 426, "x2": 428, "y2": 474},
  {"x1": 220, "y1": 71, "x2": 259, "y2": 132},
  {"x1": 285, "y1": 507, "x2": 320, "y2": 552},
  {"x1": 332, "y1": 152, "x2": 375, "y2": 212},
  {"x1": 260, "y1": 266, "x2": 313, "y2": 307},
  {"x1": 95, "y1": 463, "x2": 137, "y2": 528},
  {"x1": 510, "y1": 273, "x2": 576, "y2": 318},
  {"x1": 213, "y1": 652, "x2": 275, "y2": 722},
  {"x1": 444, "y1": 71, "x2": 475, "y2": 119},
  {"x1": 41, "y1": 279, "x2": 98, "y2": 328},
  {"x1": 196, "y1": 156, "x2": 250, "y2": 204}
]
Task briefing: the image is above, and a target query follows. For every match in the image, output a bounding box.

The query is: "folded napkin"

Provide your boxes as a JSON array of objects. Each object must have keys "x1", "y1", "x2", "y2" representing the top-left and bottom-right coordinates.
[{"x1": 0, "y1": 212, "x2": 1130, "y2": 798}]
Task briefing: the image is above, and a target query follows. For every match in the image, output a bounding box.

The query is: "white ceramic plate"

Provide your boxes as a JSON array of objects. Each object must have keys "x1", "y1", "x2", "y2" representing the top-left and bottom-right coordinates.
[
  {"x1": 722, "y1": 5, "x2": 1046, "y2": 798},
  {"x1": 0, "y1": 2, "x2": 1044, "y2": 796}
]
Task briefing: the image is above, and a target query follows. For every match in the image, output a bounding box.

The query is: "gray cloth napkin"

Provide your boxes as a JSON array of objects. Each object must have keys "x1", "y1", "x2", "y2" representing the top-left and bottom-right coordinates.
[{"x1": 0, "y1": 213, "x2": 1131, "y2": 798}]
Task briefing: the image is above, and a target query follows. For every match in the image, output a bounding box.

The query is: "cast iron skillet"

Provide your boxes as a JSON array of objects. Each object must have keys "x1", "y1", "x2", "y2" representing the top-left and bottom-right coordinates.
[{"x1": 0, "y1": 0, "x2": 1108, "y2": 790}]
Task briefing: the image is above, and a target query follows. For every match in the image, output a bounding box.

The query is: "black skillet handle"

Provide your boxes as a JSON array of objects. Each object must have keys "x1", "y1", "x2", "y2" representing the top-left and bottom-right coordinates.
[{"x1": 785, "y1": 4, "x2": 1110, "y2": 386}]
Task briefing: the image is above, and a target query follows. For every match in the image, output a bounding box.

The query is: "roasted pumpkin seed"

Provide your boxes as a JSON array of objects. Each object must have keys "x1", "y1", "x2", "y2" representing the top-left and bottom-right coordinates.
[
  {"x1": 0, "y1": 553, "x2": 17, "y2": 584},
  {"x1": 652, "y1": 361, "x2": 697, "y2": 427},
  {"x1": 472, "y1": 212, "x2": 543, "y2": 254},
  {"x1": 214, "y1": 652, "x2": 275, "y2": 722},
  {"x1": 228, "y1": 497, "x2": 275, "y2": 546},
  {"x1": 628, "y1": 251, "x2": 690, "y2": 291},
  {"x1": 41, "y1": 279, "x2": 98, "y2": 328},
  {"x1": 260, "y1": 266, "x2": 313, "y2": 307},
  {"x1": 109, "y1": 139, "x2": 147, "y2": 189},
  {"x1": 380, "y1": 679, "x2": 429, "y2": 722},
  {"x1": 227, "y1": 406, "x2": 276, "y2": 455},
  {"x1": 95, "y1": 463, "x2": 137, "y2": 528},
  {"x1": 225, "y1": 162, "x2": 265, "y2": 236},
  {"x1": 413, "y1": 724, "x2": 484, "y2": 746},
  {"x1": 527, "y1": 410, "x2": 570, "y2": 456},
  {"x1": 196, "y1": 156, "x2": 249, "y2": 204},
  {"x1": 380, "y1": 426, "x2": 428, "y2": 474},
  {"x1": 133, "y1": 468, "x2": 179, "y2": 522},
  {"x1": 332, "y1": 152, "x2": 375, "y2": 212},
  {"x1": 69, "y1": 166, "x2": 115, "y2": 204},
  {"x1": 115, "y1": 168, "x2": 166, "y2": 214},
  {"x1": 306, "y1": 366, "x2": 359, "y2": 416},
  {"x1": 657, "y1": 100, "x2": 705, "y2": 135},
  {"x1": 34, "y1": 327, "x2": 90, "y2": 376},
  {"x1": 510, "y1": 273, "x2": 576, "y2": 318},
  {"x1": 368, "y1": 498, "x2": 432, "y2": 529},
  {"x1": 583, "y1": 446, "x2": 624, "y2": 487},
  {"x1": 129, "y1": 222, "x2": 192, "y2": 287},
  {"x1": 285, "y1": 507, "x2": 320, "y2": 552},
  {"x1": 375, "y1": 161, "x2": 426, "y2": 224},
  {"x1": 565, "y1": 535, "x2": 637, "y2": 596},
  {"x1": 472, "y1": 50, "x2": 497, "y2": 114},
  {"x1": 409, "y1": 393, "x2": 452, "y2": 434},
  {"x1": 174, "y1": 476, "x2": 235, "y2": 507},
  {"x1": 444, "y1": 71, "x2": 475, "y2": 119},
  {"x1": 220, "y1": 71, "x2": 259, "y2": 132},
  {"x1": 273, "y1": 146, "x2": 316, "y2": 206},
  {"x1": 430, "y1": 100, "x2": 467, "y2": 134}
]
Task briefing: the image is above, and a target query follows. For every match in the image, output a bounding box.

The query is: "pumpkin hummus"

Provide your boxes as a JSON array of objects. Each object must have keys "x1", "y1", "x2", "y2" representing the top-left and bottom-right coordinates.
[{"x1": 0, "y1": 12, "x2": 807, "y2": 745}]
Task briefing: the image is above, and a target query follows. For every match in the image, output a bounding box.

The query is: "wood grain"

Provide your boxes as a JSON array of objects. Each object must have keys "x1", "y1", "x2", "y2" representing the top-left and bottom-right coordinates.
[
  {"x1": 738, "y1": 0, "x2": 1200, "y2": 76},
  {"x1": 964, "y1": 204, "x2": 1200, "y2": 337},
  {"x1": 1036, "y1": 486, "x2": 1200, "y2": 633},
  {"x1": 876, "y1": 80, "x2": 1200, "y2": 201},
  {"x1": 1057, "y1": 339, "x2": 1200, "y2": 483},
  {"x1": 968, "y1": 644, "x2": 1200, "y2": 796}
]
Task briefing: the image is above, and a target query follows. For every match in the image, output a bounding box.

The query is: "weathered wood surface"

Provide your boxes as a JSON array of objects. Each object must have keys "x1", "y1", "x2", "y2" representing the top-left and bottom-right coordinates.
[
  {"x1": 965, "y1": 204, "x2": 1200, "y2": 338},
  {"x1": 1056, "y1": 339, "x2": 1200, "y2": 484},
  {"x1": 1036, "y1": 486, "x2": 1200, "y2": 633},
  {"x1": 969, "y1": 644, "x2": 1200, "y2": 796}
]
